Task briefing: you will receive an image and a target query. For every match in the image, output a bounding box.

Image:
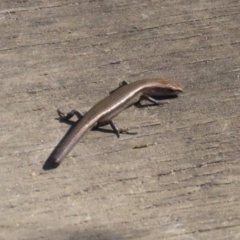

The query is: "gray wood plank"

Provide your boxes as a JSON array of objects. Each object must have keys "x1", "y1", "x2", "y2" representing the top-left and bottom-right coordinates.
[{"x1": 0, "y1": 0, "x2": 240, "y2": 239}]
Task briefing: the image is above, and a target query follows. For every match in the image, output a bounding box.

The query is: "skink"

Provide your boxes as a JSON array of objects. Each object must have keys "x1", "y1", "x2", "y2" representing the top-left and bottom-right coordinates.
[{"x1": 45, "y1": 79, "x2": 183, "y2": 168}]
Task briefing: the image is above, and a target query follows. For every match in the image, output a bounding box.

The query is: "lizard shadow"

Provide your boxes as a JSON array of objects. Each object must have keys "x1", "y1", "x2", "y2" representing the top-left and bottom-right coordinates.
[
  {"x1": 134, "y1": 95, "x2": 178, "y2": 108},
  {"x1": 37, "y1": 227, "x2": 148, "y2": 240}
]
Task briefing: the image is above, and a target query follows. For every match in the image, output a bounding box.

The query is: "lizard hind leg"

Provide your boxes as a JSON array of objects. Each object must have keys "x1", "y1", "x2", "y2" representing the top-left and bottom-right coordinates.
[
  {"x1": 96, "y1": 120, "x2": 129, "y2": 138},
  {"x1": 57, "y1": 109, "x2": 84, "y2": 121}
]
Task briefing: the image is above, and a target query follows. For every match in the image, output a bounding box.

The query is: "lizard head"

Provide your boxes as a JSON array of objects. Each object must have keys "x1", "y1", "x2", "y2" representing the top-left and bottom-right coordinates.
[{"x1": 146, "y1": 79, "x2": 183, "y2": 97}]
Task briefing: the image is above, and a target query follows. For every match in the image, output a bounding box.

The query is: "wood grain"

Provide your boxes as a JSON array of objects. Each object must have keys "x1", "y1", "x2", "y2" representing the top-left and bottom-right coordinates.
[{"x1": 0, "y1": 0, "x2": 240, "y2": 239}]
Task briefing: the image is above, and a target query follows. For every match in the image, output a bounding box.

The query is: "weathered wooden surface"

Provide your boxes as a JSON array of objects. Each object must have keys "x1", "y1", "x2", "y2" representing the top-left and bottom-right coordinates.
[{"x1": 1, "y1": 0, "x2": 240, "y2": 239}]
